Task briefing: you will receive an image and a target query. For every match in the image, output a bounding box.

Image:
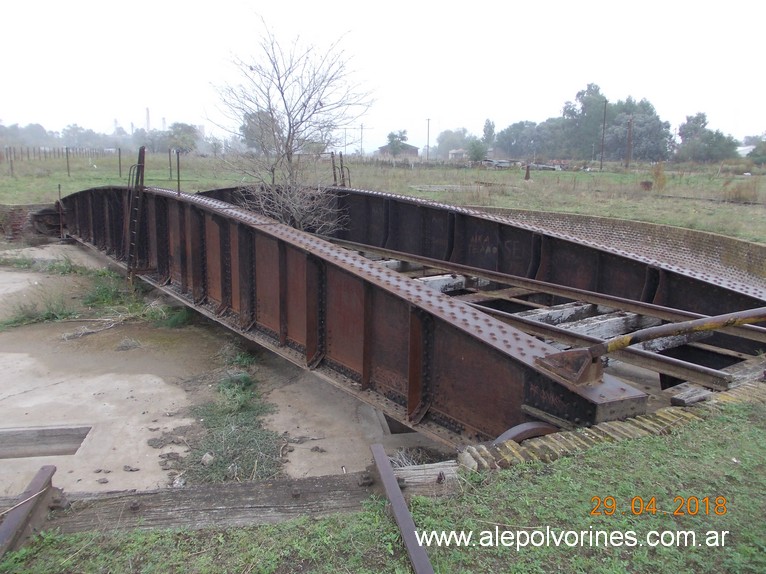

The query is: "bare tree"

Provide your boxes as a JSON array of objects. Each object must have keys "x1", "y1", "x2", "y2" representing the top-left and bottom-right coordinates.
[{"x1": 217, "y1": 20, "x2": 371, "y2": 234}]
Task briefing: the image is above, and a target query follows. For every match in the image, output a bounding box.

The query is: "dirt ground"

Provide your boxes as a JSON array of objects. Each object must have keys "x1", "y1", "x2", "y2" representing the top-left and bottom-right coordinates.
[{"x1": 0, "y1": 241, "x2": 450, "y2": 498}]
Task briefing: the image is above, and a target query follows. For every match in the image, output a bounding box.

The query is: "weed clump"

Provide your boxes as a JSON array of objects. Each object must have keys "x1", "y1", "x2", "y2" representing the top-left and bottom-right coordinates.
[
  {"x1": 0, "y1": 293, "x2": 77, "y2": 330},
  {"x1": 43, "y1": 256, "x2": 78, "y2": 275},
  {"x1": 722, "y1": 178, "x2": 758, "y2": 203},
  {"x1": 82, "y1": 273, "x2": 127, "y2": 307},
  {"x1": 178, "y1": 371, "x2": 281, "y2": 483},
  {"x1": 153, "y1": 306, "x2": 194, "y2": 328},
  {"x1": 217, "y1": 373, "x2": 256, "y2": 414}
]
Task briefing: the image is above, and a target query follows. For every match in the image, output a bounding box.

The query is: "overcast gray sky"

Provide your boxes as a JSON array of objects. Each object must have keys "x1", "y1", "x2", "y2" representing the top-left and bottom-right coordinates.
[{"x1": 3, "y1": 0, "x2": 763, "y2": 152}]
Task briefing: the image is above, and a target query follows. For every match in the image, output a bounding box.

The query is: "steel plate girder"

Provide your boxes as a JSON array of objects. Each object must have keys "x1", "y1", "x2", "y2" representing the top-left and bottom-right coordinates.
[
  {"x1": 326, "y1": 187, "x2": 766, "y2": 316},
  {"x1": 62, "y1": 186, "x2": 648, "y2": 444}
]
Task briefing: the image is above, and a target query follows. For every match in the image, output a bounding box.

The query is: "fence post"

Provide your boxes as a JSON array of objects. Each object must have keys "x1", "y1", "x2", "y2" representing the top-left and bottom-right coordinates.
[{"x1": 176, "y1": 149, "x2": 181, "y2": 193}]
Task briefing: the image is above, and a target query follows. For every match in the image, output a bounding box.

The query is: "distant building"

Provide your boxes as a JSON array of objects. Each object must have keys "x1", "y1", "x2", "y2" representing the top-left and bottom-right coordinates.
[
  {"x1": 377, "y1": 142, "x2": 419, "y2": 159},
  {"x1": 448, "y1": 148, "x2": 468, "y2": 161},
  {"x1": 737, "y1": 145, "x2": 755, "y2": 157}
]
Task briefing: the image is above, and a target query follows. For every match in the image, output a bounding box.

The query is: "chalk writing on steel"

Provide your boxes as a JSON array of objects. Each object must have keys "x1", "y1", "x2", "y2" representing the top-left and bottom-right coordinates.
[{"x1": 468, "y1": 232, "x2": 497, "y2": 257}]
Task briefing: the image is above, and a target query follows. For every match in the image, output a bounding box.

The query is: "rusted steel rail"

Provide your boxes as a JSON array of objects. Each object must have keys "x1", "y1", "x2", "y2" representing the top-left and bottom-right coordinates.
[
  {"x1": 0, "y1": 466, "x2": 60, "y2": 559},
  {"x1": 317, "y1": 188, "x2": 766, "y2": 391},
  {"x1": 329, "y1": 187, "x2": 766, "y2": 315},
  {"x1": 205, "y1": 186, "x2": 765, "y2": 316},
  {"x1": 320, "y1": 239, "x2": 766, "y2": 390},
  {"x1": 208, "y1": 185, "x2": 766, "y2": 365},
  {"x1": 371, "y1": 444, "x2": 435, "y2": 574},
  {"x1": 537, "y1": 307, "x2": 766, "y2": 386},
  {"x1": 61, "y1": 185, "x2": 647, "y2": 446},
  {"x1": 325, "y1": 238, "x2": 766, "y2": 347}
]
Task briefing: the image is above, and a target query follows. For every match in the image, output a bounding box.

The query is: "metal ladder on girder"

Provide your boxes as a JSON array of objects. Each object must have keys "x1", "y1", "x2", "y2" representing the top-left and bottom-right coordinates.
[{"x1": 126, "y1": 146, "x2": 146, "y2": 281}]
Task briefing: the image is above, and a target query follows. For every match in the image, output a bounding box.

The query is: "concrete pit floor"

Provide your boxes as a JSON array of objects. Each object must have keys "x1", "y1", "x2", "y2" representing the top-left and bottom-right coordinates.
[{"x1": 0, "y1": 240, "x2": 451, "y2": 497}]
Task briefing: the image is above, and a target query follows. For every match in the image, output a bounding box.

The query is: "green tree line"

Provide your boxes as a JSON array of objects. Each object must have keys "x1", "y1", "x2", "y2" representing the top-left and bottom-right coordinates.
[
  {"x1": 0, "y1": 121, "x2": 223, "y2": 157},
  {"x1": 432, "y1": 84, "x2": 757, "y2": 164}
]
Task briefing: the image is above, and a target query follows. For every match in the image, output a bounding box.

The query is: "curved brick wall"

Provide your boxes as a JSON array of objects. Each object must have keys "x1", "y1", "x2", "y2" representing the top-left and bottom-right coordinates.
[{"x1": 0, "y1": 203, "x2": 50, "y2": 240}]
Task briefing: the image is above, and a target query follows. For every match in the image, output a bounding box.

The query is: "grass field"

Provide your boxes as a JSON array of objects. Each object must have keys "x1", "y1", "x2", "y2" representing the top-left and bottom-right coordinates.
[
  {"x1": 2, "y1": 400, "x2": 764, "y2": 574},
  {"x1": 1, "y1": 153, "x2": 765, "y2": 244}
]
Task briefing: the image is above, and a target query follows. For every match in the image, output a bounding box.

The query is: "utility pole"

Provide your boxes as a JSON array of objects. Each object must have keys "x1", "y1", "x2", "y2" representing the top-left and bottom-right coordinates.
[
  {"x1": 600, "y1": 98, "x2": 607, "y2": 171},
  {"x1": 625, "y1": 116, "x2": 634, "y2": 169},
  {"x1": 426, "y1": 118, "x2": 430, "y2": 162}
]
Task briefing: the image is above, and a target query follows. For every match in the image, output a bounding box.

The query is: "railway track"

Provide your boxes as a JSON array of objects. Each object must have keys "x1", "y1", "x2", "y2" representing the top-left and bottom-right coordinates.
[
  {"x1": 331, "y1": 238, "x2": 766, "y2": 399},
  {"x1": 13, "y1": 167, "x2": 766, "y2": 572},
  {"x1": 52, "y1": 154, "x2": 766, "y2": 448}
]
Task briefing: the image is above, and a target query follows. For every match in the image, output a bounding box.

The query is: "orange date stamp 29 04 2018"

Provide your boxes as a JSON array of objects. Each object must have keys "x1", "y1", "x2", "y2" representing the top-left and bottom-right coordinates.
[{"x1": 590, "y1": 496, "x2": 728, "y2": 517}]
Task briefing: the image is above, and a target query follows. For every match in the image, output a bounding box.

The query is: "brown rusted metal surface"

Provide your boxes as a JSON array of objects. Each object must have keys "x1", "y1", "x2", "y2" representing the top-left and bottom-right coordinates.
[
  {"x1": 370, "y1": 444, "x2": 435, "y2": 574},
  {"x1": 0, "y1": 465, "x2": 59, "y2": 559},
  {"x1": 538, "y1": 307, "x2": 766, "y2": 385},
  {"x1": 323, "y1": 238, "x2": 763, "y2": 391},
  {"x1": 492, "y1": 421, "x2": 559, "y2": 445},
  {"x1": 58, "y1": 182, "x2": 766, "y2": 446},
  {"x1": 322, "y1": 188, "x2": 766, "y2": 328},
  {"x1": 61, "y1": 185, "x2": 651, "y2": 446},
  {"x1": 327, "y1": 237, "x2": 766, "y2": 347}
]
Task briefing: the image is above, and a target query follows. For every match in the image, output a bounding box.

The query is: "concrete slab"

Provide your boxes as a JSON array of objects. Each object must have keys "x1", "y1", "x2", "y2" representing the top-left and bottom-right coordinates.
[
  {"x1": 0, "y1": 321, "x2": 219, "y2": 496},
  {"x1": 0, "y1": 241, "x2": 453, "y2": 497},
  {"x1": 261, "y1": 368, "x2": 452, "y2": 478}
]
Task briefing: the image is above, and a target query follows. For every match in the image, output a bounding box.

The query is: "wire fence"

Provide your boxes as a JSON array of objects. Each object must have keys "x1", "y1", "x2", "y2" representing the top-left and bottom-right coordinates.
[
  {"x1": 0, "y1": 146, "x2": 128, "y2": 179},
  {"x1": 1, "y1": 146, "x2": 120, "y2": 162},
  {"x1": 0, "y1": 148, "x2": 190, "y2": 188}
]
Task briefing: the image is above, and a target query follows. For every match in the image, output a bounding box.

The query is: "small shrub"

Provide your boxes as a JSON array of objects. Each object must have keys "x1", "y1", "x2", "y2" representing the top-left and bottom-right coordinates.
[
  {"x1": 215, "y1": 343, "x2": 258, "y2": 368},
  {"x1": 0, "y1": 256, "x2": 35, "y2": 269},
  {"x1": 217, "y1": 373, "x2": 256, "y2": 414},
  {"x1": 0, "y1": 303, "x2": 43, "y2": 330},
  {"x1": 179, "y1": 372, "x2": 280, "y2": 483},
  {"x1": 0, "y1": 295, "x2": 77, "y2": 330},
  {"x1": 722, "y1": 179, "x2": 758, "y2": 203},
  {"x1": 40, "y1": 294, "x2": 77, "y2": 321},
  {"x1": 153, "y1": 306, "x2": 194, "y2": 328},
  {"x1": 83, "y1": 275, "x2": 127, "y2": 306},
  {"x1": 43, "y1": 256, "x2": 79, "y2": 275},
  {"x1": 229, "y1": 351, "x2": 258, "y2": 368}
]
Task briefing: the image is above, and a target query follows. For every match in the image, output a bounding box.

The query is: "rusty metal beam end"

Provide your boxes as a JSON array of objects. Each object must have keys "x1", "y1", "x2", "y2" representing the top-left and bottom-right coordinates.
[{"x1": 370, "y1": 444, "x2": 435, "y2": 574}]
